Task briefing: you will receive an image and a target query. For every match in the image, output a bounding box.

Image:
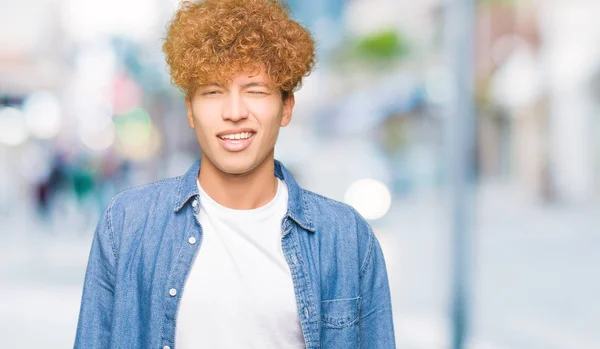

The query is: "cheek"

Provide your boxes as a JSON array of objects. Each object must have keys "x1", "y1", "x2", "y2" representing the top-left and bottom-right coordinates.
[
  {"x1": 190, "y1": 112, "x2": 215, "y2": 144},
  {"x1": 192, "y1": 103, "x2": 218, "y2": 127},
  {"x1": 249, "y1": 102, "x2": 283, "y2": 126}
]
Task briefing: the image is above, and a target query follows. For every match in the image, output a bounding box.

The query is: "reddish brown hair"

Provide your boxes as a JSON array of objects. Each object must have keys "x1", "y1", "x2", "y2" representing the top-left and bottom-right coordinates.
[{"x1": 163, "y1": 0, "x2": 316, "y2": 97}]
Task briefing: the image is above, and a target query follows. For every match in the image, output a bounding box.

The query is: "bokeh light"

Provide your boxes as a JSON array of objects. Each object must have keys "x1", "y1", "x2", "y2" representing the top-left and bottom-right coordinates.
[
  {"x1": 23, "y1": 92, "x2": 63, "y2": 139},
  {"x1": 344, "y1": 178, "x2": 392, "y2": 220},
  {"x1": 79, "y1": 119, "x2": 116, "y2": 151},
  {"x1": 0, "y1": 107, "x2": 29, "y2": 146},
  {"x1": 114, "y1": 108, "x2": 160, "y2": 160}
]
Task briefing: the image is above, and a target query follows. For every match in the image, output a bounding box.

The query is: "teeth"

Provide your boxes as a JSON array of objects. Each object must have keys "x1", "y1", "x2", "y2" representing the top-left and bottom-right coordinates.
[{"x1": 221, "y1": 132, "x2": 252, "y2": 140}]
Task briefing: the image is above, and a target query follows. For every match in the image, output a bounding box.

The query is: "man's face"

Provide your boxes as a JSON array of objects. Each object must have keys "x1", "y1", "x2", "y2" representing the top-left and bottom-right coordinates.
[{"x1": 185, "y1": 68, "x2": 294, "y2": 176}]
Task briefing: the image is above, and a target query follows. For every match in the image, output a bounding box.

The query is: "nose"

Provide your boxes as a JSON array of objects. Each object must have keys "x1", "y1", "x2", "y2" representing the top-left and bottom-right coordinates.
[{"x1": 222, "y1": 93, "x2": 249, "y2": 122}]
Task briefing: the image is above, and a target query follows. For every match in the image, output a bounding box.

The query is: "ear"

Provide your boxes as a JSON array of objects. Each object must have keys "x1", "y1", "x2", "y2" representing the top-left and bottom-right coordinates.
[
  {"x1": 280, "y1": 93, "x2": 295, "y2": 127},
  {"x1": 185, "y1": 95, "x2": 195, "y2": 129}
]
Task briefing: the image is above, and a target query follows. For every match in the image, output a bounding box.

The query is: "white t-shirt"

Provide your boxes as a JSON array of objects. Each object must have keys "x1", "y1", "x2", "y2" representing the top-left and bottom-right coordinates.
[{"x1": 175, "y1": 178, "x2": 306, "y2": 349}]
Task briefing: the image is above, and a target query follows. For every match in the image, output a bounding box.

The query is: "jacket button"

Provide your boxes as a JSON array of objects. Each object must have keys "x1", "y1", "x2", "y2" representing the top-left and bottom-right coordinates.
[
  {"x1": 192, "y1": 199, "x2": 198, "y2": 208},
  {"x1": 163, "y1": 346, "x2": 171, "y2": 349},
  {"x1": 188, "y1": 236, "x2": 197, "y2": 245},
  {"x1": 304, "y1": 307, "x2": 309, "y2": 318},
  {"x1": 169, "y1": 288, "x2": 177, "y2": 297}
]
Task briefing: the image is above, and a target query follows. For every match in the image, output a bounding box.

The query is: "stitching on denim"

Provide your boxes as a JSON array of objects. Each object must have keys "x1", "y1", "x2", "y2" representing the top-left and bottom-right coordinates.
[
  {"x1": 175, "y1": 174, "x2": 185, "y2": 211},
  {"x1": 176, "y1": 171, "x2": 183, "y2": 193},
  {"x1": 158, "y1": 206, "x2": 191, "y2": 346},
  {"x1": 119, "y1": 177, "x2": 180, "y2": 194},
  {"x1": 282, "y1": 232, "x2": 312, "y2": 347},
  {"x1": 290, "y1": 229, "x2": 319, "y2": 347},
  {"x1": 302, "y1": 189, "x2": 349, "y2": 209},
  {"x1": 321, "y1": 296, "x2": 361, "y2": 328},
  {"x1": 302, "y1": 193, "x2": 313, "y2": 228},
  {"x1": 359, "y1": 224, "x2": 375, "y2": 279},
  {"x1": 105, "y1": 195, "x2": 118, "y2": 263},
  {"x1": 322, "y1": 314, "x2": 360, "y2": 328},
  {"x1": 321, "y1": 296, "x2": 361, "y2": 303}
]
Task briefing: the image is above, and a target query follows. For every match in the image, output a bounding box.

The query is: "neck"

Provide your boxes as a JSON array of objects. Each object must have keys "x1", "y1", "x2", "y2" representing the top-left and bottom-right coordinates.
[{"x1": 198, "y1": 153, "x2": 278, "y2": 210}]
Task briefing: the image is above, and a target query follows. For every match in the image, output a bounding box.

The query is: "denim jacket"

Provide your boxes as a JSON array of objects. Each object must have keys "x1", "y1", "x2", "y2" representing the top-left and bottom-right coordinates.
[{"x1": 75, "y1": 159, "x2": 396, "y2": 349}]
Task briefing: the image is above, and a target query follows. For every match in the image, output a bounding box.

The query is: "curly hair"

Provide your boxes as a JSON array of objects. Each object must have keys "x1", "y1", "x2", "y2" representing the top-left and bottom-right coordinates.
[{"x1": 163, "y1": 0, "x2": 316, "y2": 97}]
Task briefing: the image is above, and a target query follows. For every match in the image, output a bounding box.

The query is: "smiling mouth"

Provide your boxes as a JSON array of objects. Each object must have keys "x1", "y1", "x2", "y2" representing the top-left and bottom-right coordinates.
[
  {"x1": 217, "y1": 132, "x2": 256, "y2": 152},
  {"x1": 217, "y1": 131, "x2": 255, "y2": 140}
]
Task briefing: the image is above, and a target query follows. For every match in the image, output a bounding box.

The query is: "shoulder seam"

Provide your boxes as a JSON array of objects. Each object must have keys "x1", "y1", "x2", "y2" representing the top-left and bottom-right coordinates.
[
  {"x1": 105, "y1": 195, "x2": 118, "y2": 262},
  {"x1": 116, "y1": 176, "x2": 181, "y2": 196},
  {"x1": 358, "y1": 214, "x2": 375, "y2": 278},
  {"x1": 302, "y1": 189, "x2": 349, "y2": 209}
]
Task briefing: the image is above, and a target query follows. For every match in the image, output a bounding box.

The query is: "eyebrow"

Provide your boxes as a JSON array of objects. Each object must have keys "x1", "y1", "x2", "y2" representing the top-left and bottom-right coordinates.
[
  {"x1": 201, "y1": 83, "x2": 223, "y2": 88},
  {"x1": 199, "y1": 82, "x2": 270, "y2": 89},
  {"x1": 242, "y1": 82, "x2": 270, "y2": 88}
]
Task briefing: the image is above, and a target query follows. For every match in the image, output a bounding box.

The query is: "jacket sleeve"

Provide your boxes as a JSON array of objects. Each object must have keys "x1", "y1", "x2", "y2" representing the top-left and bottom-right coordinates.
[
  {"x1": 359, "y1": 225, "x2": 396, "y2": 348},
  {"x1": 74, "y1": 199, "x2": 117, "y2": 348}
]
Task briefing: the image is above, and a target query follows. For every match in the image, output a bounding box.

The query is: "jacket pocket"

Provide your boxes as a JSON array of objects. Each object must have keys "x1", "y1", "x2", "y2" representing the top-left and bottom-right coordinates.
[{"x1": 321, "y1": 297, "x2": 361, "y2": 328}]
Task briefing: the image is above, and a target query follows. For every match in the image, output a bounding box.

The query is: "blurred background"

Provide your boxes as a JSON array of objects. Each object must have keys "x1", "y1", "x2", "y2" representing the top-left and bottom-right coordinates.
[{"x1": 1, "y1": 0, "x2": 599, "y2": 348}]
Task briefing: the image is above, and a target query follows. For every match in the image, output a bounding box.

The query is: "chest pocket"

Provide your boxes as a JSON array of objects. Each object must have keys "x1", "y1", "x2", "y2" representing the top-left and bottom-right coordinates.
[{"x1": 321, "y1": 296, "x2": 361, "y2": 328}]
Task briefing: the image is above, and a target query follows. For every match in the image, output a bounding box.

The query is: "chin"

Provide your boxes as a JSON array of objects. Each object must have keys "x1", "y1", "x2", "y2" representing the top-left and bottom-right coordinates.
[{"x1": 215, "y1": 156, "x2": 260, "y2": 176}]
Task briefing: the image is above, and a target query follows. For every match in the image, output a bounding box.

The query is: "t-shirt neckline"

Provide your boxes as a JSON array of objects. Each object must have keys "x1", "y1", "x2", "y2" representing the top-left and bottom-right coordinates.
[{"x1": 196, "y1": 178, "x2": 285, "y2": 220}]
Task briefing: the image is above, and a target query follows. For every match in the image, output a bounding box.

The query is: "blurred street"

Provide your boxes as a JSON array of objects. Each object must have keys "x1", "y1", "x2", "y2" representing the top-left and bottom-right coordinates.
[{"x1": 2, "y1": 0, "x2": 600, "y2": 348}]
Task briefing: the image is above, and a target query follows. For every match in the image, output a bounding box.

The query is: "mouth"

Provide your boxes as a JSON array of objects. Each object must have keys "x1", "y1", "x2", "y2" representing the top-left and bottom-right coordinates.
[{"x1": 217, "y1": 131, "x2": 256, "y2": 152}]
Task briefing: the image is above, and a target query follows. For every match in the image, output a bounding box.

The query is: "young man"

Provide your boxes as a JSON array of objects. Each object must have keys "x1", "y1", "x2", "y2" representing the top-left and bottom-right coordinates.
[{"x1": 75, "y1": 0, "x2": 396, "y2": 348}]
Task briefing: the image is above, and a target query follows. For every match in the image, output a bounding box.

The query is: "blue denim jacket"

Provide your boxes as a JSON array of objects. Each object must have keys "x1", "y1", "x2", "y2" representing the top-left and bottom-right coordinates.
[{"x1": 75, "y1": 159, "x2": 396, "y2": 349}]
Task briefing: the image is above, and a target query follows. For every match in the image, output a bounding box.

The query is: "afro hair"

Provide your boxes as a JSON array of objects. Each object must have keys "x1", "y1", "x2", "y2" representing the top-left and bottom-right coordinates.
[{"x1": 163, "y1": 0, "x2": 316, "y2": 97}]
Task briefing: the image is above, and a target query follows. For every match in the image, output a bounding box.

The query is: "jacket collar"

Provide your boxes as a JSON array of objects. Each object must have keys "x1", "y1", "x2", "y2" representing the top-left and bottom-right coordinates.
[{"x1": 174, "y1": 159, "x2": 315, "y2": 232}]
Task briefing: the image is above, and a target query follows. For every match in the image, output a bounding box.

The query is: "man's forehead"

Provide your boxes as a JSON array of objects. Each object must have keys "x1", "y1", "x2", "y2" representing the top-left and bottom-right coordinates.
[{"x1": 202, "y1": 71, "x2": 273, "y2": 87}]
